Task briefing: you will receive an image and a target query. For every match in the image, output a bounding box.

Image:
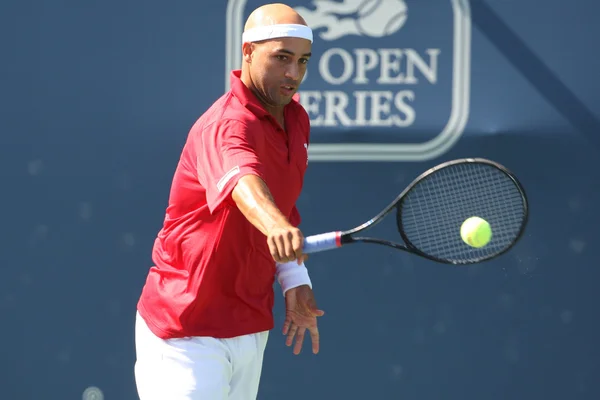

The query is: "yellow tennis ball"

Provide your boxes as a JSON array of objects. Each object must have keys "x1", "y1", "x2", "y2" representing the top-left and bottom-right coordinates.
[{"x1": 460, "y1": 217, "x2": 492, "y2": 248}]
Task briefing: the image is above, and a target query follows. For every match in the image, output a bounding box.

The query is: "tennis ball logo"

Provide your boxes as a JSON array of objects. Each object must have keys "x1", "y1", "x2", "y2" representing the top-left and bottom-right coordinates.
[
  {"x1": 355, "y1": 0, "x2": 408, "y2": 38},
  {"x1": 294, "y1": 0, "x2": 407, "y2": 41},
  {"x1": 461, "y1": 217, "x2": 492, "y2": 248}
]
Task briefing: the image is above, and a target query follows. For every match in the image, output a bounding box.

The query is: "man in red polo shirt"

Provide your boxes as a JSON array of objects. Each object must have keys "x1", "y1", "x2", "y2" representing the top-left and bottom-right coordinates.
[{"x1": 134, "y1": 3, "x2": 323, "y2": 400}]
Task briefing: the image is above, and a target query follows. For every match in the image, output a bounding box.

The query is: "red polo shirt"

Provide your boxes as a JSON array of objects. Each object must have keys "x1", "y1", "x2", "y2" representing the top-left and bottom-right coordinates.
[{"x1": 137, "y1": 70, "x2": 310, "y2": 339}]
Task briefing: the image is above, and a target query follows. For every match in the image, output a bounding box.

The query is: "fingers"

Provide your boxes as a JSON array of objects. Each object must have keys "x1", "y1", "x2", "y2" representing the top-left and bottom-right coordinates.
[
  {"x1": 284, "y1": 231, "x2": 296, "y2": 261},
  {"x1": 309, "y1": 326, "x2": 320, "y2": 354},
  {"x1": 291, "y1": 230, "x2": 303, "y2": 260},
  {"x1": 268, "y1": 226, "x2": 304, "y2": 263},
  {"x1": 268, "y1": 234, "x2": 286, "y2": 262},
  {"x1": 277, "y1": 234, "x2": 288, "y2": 260},
  {"x1": 285, "y1": 323, "x2": 319, "y2": 355},
  {"x1": 306, "y1": 297, "x2": 325, "y2": 318},
  {"x1": 286, "y1": 323, "x2": 298, "y2": 347},
  {"x1": 293, "y1": 326, "x2": 306, "y2": 355},
  {"x1": 313, "y1": 308, "x2": 325, "y2": 317},
  {"x1": 282, "y1": 315, "x2": 292, "y2": 335},
  {"x1": 285, "y1": 323, "x2": 306, "y2": 355}
]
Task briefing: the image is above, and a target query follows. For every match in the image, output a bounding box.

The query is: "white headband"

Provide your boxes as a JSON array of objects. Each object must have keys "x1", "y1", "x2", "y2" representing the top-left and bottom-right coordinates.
[{"x1": 242, "y1": 24, "x2": 313, "y2": 43}]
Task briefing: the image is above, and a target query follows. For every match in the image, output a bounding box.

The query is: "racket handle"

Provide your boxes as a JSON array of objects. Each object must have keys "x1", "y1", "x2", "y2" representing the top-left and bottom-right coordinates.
[{"x1": 302, "y1": 231, "x2": 342, "y2": 254}]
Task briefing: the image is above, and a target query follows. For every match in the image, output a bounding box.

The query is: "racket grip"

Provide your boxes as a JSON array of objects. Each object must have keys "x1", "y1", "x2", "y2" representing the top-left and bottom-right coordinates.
[{"x1": 302, "y1": 231, "x2": 342, "y2": 254}]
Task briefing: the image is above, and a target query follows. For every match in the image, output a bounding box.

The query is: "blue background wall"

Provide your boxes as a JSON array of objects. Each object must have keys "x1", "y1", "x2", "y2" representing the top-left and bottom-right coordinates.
[{"x1": 2, "y1": 0, "x2": 599, "y2": 399}]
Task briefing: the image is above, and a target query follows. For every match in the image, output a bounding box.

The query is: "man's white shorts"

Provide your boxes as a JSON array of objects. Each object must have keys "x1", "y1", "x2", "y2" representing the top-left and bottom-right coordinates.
[{"x1": 134, "y1": 312, "x2": 269, "y2": 400}]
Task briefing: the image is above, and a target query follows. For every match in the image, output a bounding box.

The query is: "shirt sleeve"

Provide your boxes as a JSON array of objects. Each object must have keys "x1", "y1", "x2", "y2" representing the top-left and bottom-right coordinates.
[{"x1": 195, "y1": 119, "x2": 266, "y2": 213}]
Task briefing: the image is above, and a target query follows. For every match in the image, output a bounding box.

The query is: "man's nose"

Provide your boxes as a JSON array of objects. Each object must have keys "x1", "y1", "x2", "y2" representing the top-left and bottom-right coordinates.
[{"x1": 285, "y1": 63, "x2": 300, "y2": 81}]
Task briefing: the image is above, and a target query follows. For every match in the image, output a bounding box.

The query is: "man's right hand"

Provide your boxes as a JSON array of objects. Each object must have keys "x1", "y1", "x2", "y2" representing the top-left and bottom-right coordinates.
[{"x1": 267, "y1": 224, "x2": 307, "y2": 264}]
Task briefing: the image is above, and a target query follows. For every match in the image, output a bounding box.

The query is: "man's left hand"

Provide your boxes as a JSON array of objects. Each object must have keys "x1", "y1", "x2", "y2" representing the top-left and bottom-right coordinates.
[{"x1": 282, "y1": 284, "x2": 325, "y2": 355}]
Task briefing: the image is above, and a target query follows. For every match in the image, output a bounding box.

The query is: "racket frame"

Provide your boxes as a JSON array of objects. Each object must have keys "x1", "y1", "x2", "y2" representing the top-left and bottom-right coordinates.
[{"x1": 304, "y1": 158, "x2": 529, "y2": 265}]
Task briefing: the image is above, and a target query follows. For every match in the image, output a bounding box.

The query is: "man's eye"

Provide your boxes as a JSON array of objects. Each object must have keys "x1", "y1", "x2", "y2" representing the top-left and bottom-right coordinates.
[
  {"x1": 299, "y1": 58, "x2": 309, "y2": 64},
  {"x1": 276, "y1": 55, "x2": 287, "y2": 61}
]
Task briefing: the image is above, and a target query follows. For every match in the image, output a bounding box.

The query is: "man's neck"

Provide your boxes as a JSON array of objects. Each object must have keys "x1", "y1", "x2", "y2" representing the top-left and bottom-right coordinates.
[{"x1": 241, "y1": 72, "x2": 285, "y2": 126}]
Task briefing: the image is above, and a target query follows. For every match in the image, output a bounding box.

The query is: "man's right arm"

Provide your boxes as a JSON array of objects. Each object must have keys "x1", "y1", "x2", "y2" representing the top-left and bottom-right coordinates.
[{"x1": 232, "y1": 174, "x2": 306, "y2": 264}]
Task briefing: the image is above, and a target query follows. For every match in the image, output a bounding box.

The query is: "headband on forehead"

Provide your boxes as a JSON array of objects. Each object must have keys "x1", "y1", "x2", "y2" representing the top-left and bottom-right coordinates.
[{"x1": 242, "y1": 24, "x2": 313, "y2": 43}]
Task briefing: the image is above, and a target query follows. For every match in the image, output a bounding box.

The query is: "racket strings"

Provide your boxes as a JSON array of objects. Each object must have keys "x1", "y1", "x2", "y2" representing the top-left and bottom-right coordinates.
[{"x1": 398, "y1": 163, "x2": 526, "y2": 264}]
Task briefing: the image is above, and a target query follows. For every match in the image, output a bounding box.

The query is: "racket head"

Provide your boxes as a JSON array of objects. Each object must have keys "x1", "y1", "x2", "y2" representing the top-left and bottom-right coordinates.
[{"x1": 395, "y1": 158, "x2": 528, "y2": 264}]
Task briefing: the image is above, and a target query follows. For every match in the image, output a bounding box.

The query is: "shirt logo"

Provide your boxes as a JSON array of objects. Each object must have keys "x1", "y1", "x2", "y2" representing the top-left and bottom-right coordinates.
[
  {"x1": 304, "y1": 143, "x2": 309, "y2": 165},
  {"x1": 217, "y1": 165, "x2": 240, "y2": 192}
]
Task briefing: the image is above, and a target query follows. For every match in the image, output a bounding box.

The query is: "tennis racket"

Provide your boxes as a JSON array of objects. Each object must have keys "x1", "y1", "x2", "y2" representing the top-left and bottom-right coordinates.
[{"x1": 301, "y1": 158, "x2": 529, "y2": 265}]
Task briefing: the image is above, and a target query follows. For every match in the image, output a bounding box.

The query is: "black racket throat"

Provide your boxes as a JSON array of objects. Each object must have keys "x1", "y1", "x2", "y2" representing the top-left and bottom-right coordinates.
[{"x1": 343, "y1": 236, "x2": 410, "y2": 251}]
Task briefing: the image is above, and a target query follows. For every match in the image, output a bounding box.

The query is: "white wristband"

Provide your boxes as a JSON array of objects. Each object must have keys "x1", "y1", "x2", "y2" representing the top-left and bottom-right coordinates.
[{"x1": 275, "y1": 261, "x2": 312, "y2": 296}]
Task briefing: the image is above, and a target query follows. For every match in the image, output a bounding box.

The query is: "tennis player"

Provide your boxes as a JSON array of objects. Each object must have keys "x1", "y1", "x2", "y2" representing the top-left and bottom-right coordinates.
[{"x1": 133, "y1": 3, "x2": 323, "y2": 399}]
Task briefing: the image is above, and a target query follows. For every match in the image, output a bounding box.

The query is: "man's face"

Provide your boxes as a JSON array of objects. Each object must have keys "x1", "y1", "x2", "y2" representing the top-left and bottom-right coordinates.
[{"x1": 247, "y1": 37, "x2": 312, "y2": 107}]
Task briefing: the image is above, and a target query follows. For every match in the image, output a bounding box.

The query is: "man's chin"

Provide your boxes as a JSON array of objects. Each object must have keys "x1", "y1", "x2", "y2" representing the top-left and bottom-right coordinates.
[{"x1": 282, "y1": 92, "x2": 300, "y2": 105}]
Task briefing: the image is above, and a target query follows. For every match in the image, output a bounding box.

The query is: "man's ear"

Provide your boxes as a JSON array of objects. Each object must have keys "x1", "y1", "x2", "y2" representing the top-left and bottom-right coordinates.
[{"x1": 242, "y1": 42, "x2": 254, "y2": 63}]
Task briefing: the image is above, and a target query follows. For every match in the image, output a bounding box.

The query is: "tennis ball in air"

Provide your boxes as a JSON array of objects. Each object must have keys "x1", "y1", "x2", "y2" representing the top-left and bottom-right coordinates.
[{"x1": 460, "y1": 217, "x2": 492, "y2": 248}]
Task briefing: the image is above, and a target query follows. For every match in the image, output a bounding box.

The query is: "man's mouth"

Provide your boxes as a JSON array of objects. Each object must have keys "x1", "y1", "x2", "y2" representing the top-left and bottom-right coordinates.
[{"x1": 280, "y1": 85, "x2": 295, "y2": 95}]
